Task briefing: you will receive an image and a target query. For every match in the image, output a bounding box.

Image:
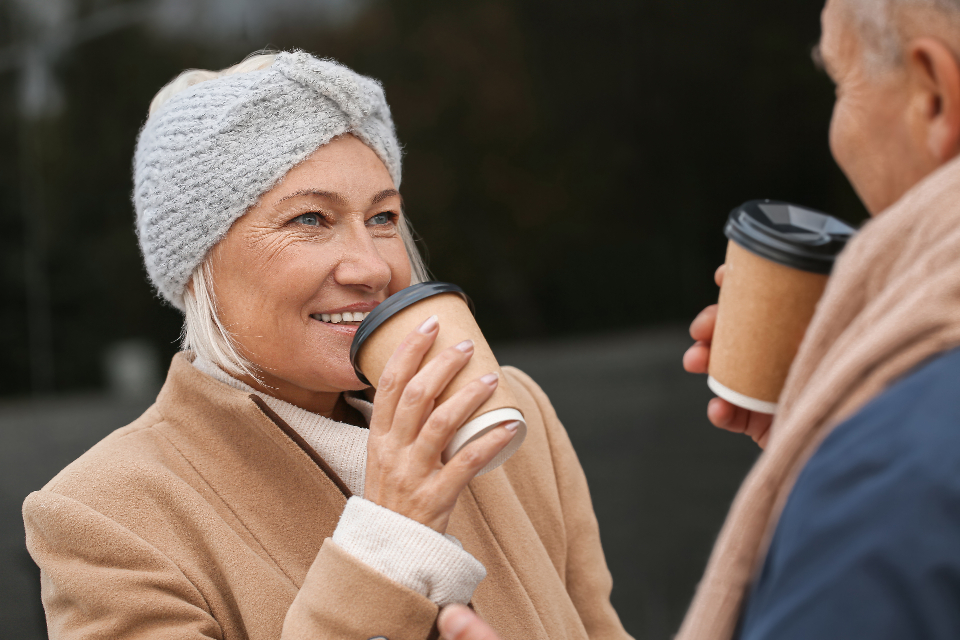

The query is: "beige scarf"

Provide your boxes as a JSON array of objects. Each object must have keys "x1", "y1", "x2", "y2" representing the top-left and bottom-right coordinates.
[{"x1": 677, "y1": 155, "x2": 960, "y2": 640}]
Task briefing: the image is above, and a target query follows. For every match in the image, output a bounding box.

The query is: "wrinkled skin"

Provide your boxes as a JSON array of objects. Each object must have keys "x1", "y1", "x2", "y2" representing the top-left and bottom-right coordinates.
[{"x1": 207, "y1": 134, "x2": 516, "y2": 532}]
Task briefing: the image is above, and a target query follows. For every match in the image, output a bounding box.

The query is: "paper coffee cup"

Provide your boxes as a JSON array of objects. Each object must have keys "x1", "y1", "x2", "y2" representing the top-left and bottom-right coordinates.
[
  {"x1": 350, "y1": 282, "x2": 526, "y2": 475},
  {"x1": 708, "y1": 200, "x2": 855, "y2": 414}
]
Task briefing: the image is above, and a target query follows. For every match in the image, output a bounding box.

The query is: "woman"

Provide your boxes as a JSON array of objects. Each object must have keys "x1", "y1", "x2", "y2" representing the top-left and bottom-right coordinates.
[{"x1": 23, "y1": 51, "x2": 630, "y2": 640}]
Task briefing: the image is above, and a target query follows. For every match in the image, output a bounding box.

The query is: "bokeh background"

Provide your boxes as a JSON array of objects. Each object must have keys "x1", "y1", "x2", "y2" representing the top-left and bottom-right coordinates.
[{"x1": 0, "y1": 0, "x2": 867, "y2": 638}]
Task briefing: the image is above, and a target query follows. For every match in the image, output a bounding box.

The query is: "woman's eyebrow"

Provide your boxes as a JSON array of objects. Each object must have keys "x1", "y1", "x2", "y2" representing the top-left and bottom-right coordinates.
[
  {"x1": 371, "y1": 189, "x2": 400, "y2": 206},
  {"x1": 276, "y1": 189, "x2": 347, "y2": 205},
  {"x1": 275, "y1": 189, "x2": 400, "y2": 206}
]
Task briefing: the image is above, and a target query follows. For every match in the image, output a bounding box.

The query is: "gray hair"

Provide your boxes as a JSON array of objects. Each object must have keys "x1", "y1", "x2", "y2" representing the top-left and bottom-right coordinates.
[
  {"x1": 151, "y1": 53, "x2": 430, "y2": 379},
  {"x1": 842, "y1": 0, "x2": 960, "y2": 70}
]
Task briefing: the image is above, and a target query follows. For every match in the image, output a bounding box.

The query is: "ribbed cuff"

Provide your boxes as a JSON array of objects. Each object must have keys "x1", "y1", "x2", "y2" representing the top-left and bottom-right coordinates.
[{"x1": 332, "y1": 497, "x2": 486, "y2": 606}]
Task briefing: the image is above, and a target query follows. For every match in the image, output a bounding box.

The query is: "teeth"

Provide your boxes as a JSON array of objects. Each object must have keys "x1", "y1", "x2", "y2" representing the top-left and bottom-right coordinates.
[{"x1": 315, "y1": 311, "x2": 370, "y2": 323}]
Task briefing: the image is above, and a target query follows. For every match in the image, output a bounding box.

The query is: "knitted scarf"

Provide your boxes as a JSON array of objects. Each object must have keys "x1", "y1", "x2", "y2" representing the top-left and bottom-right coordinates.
[{"x1": 677, "y1": 155, "x2": 960, "y2": 640}]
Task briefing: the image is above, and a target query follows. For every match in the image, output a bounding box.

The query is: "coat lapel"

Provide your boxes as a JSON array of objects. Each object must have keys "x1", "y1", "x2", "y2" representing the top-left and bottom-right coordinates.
[{"x1": 155, "y1": 354, "x2": 349, "y2": 588}]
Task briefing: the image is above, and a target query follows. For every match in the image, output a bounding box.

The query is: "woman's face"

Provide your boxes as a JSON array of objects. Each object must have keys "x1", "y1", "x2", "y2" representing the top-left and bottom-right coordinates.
[{"x1": 207, "y1": 134, "x2": 412, "y2": 401}]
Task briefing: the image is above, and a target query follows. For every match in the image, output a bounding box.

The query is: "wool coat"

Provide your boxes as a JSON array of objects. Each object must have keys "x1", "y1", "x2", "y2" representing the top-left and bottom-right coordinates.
[{"x1": 23, "y1": 353, "x2": 631, "y2": 640}]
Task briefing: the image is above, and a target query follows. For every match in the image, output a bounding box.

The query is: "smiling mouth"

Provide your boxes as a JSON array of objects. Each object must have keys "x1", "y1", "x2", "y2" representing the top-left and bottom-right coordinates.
[{"x1": 310, "y1": 311, "x2": 371, "y2": 325}]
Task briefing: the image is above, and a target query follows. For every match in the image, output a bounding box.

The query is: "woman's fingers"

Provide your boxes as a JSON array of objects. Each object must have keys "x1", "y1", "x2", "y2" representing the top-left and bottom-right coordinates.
[
  {"x1": 371, "y1": 316, "x2": 440, "y2": 436},
  {"x1": 438, "y1": 422, "x2": 517, "y2": 492},
  {"x1": 439, "y1": 604, "x2": 503, "y2": 640},
  {"x1": 414, "y1": 373, "x2": 500, "y2": 461},
  {"x1": 390, "y1": 340, "x2": 475, "y2": 444}
]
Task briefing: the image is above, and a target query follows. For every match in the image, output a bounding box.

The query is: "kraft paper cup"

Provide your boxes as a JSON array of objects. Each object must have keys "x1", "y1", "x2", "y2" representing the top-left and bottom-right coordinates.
[
  {"x1": 708, "y1": 200, "x2": 856, "y2": 414},
  {"x1": 350, "y1": 282, "x2": 526, "y2": 475}
]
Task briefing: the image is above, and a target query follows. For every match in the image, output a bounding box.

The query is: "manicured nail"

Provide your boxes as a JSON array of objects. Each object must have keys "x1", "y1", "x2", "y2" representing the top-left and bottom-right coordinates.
[
  {"x1": 418, "y1": 315, "x2": 439, "y2": 334},
  {"x1": 502, "y1": 420, "x2": 520, "y2": 433},
  {"x1": 455, "y1": 339, "x2": 474, "y2": 353},
  {"x1": 480, "y1": 372, "x2": 499, "y2": 385}
]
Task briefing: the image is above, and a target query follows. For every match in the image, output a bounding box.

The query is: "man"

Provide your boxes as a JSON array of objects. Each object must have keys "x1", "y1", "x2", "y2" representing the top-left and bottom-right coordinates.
[
  {"x1": 444, "y1": 0, "x2": 960, "y2": 637},
  {"x1": 680, "y1": 0, "x2": 960, "y2": 637}
]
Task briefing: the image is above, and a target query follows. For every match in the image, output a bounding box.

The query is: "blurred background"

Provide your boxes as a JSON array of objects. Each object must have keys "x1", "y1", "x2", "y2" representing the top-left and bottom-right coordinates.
[{"x1": 0, "y1": 0, "x2": 866, "y2": 638}]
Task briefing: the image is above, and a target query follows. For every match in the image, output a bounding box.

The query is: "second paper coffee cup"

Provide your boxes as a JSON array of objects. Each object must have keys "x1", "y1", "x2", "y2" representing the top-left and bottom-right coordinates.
[
  {"x1": 708, "y1": 200, "x2": 855, "y2": 414},
  {"x1": 350, "y1": 282, "x2": 526, "y2": 475}
]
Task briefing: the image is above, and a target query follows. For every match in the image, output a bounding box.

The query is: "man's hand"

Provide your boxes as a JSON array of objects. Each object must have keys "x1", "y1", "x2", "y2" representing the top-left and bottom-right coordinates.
[
  {"x1": 682, "y1": 265, "x2": 773, "y2": 448},
  {"x1": 438, "y1": 604, "x2": 501, "y2": 640}
]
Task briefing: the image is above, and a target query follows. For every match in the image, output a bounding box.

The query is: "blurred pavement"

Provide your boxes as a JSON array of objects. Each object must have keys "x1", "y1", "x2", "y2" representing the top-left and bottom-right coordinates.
[{"x1": 0, "y1": 326, "x2": 759, "y2": 639}]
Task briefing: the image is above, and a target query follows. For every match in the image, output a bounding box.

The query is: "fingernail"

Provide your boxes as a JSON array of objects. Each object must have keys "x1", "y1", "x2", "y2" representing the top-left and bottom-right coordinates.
[
  {"x1": 480, "y1": 372, "x2": 499, "y2": 385},
  {"x1": 418, "y1": 315, "x2": 439, "y2": 334},
  {"x1": 455, "y1": 339, "x2": 474, "y2": 353},
  {"x1": 502, "y1": 420, "x2": 520, "y2": 433}
]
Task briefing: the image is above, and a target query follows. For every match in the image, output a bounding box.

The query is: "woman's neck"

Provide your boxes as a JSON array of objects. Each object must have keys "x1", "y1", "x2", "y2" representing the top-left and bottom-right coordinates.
[{"x1": 237, "y1": 370, "x2": 343, "y2": 418}]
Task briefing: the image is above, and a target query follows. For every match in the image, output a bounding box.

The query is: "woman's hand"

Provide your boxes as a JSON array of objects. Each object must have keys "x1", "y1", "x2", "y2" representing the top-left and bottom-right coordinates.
[
  {"x1": 365, "y1": 315, "x2": 518, "y2": 534},
  {"x1": 682, "y1": 265, "x2": 773, "y2": 448},
  {"x1": 438, "y1": 604, "x2": 502, "y2": 640}
]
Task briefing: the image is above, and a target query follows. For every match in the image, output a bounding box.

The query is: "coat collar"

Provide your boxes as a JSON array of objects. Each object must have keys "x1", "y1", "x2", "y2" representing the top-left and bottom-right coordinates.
[{"x1": 154, "y1": 352, "x2": 350, "y2": 587}]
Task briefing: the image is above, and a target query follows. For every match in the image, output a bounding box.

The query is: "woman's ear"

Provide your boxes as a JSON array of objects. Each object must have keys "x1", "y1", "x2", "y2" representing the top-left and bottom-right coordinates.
[{"x1": 905, "y1": 37, "x2": 960, "y2": 162}]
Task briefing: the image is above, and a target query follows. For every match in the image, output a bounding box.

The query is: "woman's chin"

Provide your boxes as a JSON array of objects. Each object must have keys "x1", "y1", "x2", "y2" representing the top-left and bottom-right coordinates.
[
  {"x1": 301, "y1": 363, "x2": 369, "y2": 393},
  {"x1": 335, "y1": 372, "x2": 370, "y2": 393}
]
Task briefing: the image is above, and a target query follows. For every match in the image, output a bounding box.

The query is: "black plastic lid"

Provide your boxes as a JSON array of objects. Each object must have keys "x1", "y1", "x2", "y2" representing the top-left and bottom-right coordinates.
[
  {"x1": 725, "y1": 200, "x2": 856, "y2": 274},
  {"x1": 349, "y1": 282, "x2": 474, "y2": 385}
]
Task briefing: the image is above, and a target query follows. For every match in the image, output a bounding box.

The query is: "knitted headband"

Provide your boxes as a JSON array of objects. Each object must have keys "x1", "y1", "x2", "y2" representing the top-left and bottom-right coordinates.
[{"x1": 133, "y1": 51, "x2": 402, "y2": 311}]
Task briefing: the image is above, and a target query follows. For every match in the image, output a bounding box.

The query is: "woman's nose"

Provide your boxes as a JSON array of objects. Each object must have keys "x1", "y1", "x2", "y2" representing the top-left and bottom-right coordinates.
[{"x1": 333, "y1": 228, "x2": 393, "y2": 292}]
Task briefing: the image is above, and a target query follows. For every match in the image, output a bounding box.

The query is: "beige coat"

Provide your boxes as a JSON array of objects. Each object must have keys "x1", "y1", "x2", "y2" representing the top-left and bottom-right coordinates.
[{"x1": 24, "y1": 354, "x2": 631, "y2": 640}]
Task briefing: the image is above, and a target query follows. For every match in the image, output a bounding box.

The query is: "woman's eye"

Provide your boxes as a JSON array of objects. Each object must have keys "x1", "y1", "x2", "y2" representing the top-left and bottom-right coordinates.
[
  {"x1": 369, "y1": 212, "x2": 394, "y2": 226},
  {"x1": 295, "y1": 213, "x2": 321, "y2": 226}
]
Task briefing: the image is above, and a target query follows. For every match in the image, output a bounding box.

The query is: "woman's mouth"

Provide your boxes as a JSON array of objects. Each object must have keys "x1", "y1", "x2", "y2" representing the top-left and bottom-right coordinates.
[{"x1": 310, "y1": 311, "x2": 371, "y2": 325}]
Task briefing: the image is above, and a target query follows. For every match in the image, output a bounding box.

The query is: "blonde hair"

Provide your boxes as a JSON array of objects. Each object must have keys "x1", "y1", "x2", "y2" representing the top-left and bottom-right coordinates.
[
  {"x1": 155, "y1": 53, "x2": 430, "y2": 379},
  {"x1": 149, "y1": 52, "x2": 279, "y2": 118}
]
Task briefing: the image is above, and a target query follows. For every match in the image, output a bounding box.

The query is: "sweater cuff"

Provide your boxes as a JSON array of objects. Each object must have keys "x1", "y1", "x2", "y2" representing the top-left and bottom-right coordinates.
[{"x1": 332, "y1": 496, "x2": 486, "y2": 606}]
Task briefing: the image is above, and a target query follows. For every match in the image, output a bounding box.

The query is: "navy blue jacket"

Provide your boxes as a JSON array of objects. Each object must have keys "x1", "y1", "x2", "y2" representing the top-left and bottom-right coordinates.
[{"x1": 737, "y1": 346, "x2": 960, "y2": 640}]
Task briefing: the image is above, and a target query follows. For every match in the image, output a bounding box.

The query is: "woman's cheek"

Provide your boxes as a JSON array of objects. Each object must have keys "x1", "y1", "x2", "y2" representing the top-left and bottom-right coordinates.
[{"x1": 386, "y1": 239, "x2": 413, "y2": 291}]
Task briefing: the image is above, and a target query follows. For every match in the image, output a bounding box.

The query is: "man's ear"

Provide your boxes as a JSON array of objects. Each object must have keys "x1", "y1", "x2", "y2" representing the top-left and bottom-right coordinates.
[{"x1": 906, "y1": 37, "x2": 960, "y2": 162}]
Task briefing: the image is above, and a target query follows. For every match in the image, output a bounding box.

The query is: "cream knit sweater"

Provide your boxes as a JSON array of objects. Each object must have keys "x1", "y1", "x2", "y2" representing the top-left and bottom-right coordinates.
[{"x1": 193, "y1": 357, "x2": 485, "y2": 606}]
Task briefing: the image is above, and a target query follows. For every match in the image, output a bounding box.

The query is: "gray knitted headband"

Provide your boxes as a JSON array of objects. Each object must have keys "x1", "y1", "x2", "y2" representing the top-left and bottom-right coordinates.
[{"x1": 133, "y1": 51, "x2": 402, "y2": 310}]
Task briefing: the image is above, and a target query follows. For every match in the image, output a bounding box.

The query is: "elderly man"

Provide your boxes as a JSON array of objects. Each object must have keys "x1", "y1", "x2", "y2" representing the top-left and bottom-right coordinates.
[
  {"x1": 679, "y1": 0, "x2": 960, "y2": 638},
  {"x1": 443, "y1": 0, "x2": 960, "y2": 638}
]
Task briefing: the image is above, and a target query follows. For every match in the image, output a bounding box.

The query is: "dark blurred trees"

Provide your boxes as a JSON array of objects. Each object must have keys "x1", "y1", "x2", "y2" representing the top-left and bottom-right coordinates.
[{"x1": 0, "y1": 0, "x2": 863, "y2": 396}]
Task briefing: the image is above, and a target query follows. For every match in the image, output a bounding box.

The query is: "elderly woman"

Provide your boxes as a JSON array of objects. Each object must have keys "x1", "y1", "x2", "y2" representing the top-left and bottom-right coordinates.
[{"x1": 23, "y1": 52, "x2": 630, "y2": 640}]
